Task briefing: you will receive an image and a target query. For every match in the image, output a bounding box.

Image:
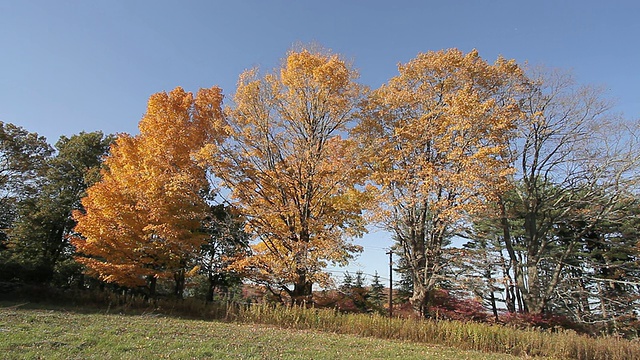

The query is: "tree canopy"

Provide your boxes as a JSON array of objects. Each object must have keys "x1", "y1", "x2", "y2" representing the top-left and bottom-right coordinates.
[
  {"x1": 73, "y1": 87, "x2": 225, "y2": 295},
  {"x1": 354, "y1": 48, "x2": 527, "y2": 315},
  {"x1": 202, "y1": 48, "x2": 371, "y2": 303}
]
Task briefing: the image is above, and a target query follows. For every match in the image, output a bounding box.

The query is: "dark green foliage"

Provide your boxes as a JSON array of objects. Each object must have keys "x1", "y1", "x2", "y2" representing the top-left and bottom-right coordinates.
[
  {"x1": 4, "y1": 131, "x2": 114, "y2": 285},
  {"x1": 340, "y1": 271, "x2": 353, "y2": 291},
  {"x1": 337, "y1": 271, "x2": 370, "y2": 312},
  {"x1": 198, "y1": 204, "x2": 250, "y2": 302},
  {"x1": 392, "y1": 248, "x2": 414, "y2": 304},
  {"x1": 354, "y1": 270, "x2": 365, "y2": 289},
  {"x1": 0, "y1": 122, "x2": 52, "y2": 249},
  {"x1": 368, "y1": 271, "x2": 385, "y2": 306}
]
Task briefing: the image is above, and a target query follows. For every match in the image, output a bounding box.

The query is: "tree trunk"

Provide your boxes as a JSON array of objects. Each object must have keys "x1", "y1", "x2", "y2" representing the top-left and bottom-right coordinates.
[
  {"x1": 291, "y1": 268, "x2": 313, "y2": 305},
  {"x1": 500, "y1": 197, "x2": 538, "y2": 313},
  {"x1": 524, "y1": 261, "x2": 545, "y2": 313},
  {"x1": 489, "y1": 291, "x2": 499, "y2": 322},
  {"x1": 174, "y1": 269, "x2": 185, "y2": 299},
  {"x1": 500, "y1": 251, "x2": 516, "y2": 313},
  {"x1": 146, "y1": 275, "x2": 157, "y2": 298},
  {"x1": 206, "y1": 276, "x2": 215, "y2": 303},
  {"x1": 410, "y1": 262, "x2": 438, "y2": 317},
  {"x1": 410, "y1": 283, "x2": 429, "y2": 316},
  {"x1": 406, "y1": 220, "x2": 445, "y2": 318}
]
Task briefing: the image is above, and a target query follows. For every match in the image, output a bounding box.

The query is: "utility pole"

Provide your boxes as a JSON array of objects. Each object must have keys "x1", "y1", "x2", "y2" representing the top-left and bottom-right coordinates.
[{"x1": 386, "y1": 250, "x2": 393, "y2": 317}]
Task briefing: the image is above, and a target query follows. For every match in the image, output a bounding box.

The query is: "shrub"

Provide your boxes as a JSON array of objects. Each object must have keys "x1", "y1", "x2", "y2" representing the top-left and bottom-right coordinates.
[
  {"x1": 429, "y1": 289, "x2": 489, "y2": 322},
  {"x1": 500, "y1": 311, "x2": 583, "y2": 332}
]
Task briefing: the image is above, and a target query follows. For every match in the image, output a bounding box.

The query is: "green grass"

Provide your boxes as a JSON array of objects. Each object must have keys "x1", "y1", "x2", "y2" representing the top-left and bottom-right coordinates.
[
  {"x1": 0, "y1": 304, "x2": 521, "y2": 359},
  {"x1": 4, "y1": 292, "x2": 639, "y2": 360}
]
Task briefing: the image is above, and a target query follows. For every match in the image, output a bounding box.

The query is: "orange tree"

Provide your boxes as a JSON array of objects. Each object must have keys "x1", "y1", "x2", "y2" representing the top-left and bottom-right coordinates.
[
  {"x1": 73, "y1": 87, "x2": 225, "y2": 297},
  {"x1": 201, "y1": 48, "x2": 370, "y2": 303},
  {"x1": 354, "y1": 49, "x2": 526, "y2": 316}
]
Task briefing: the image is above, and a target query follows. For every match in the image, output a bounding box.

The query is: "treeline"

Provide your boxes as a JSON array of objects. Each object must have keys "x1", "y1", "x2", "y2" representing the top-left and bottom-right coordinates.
[{"x1": 1, "y1": 47, "x2": 639, "y2": 338}]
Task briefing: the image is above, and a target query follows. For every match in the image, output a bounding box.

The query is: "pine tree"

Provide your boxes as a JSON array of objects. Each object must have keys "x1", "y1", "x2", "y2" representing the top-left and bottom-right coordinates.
[
  {"x1": 341, "y1": 271, "x2": 354, "y2": 293},
  {"x1": 369, "y1": 271, "x2": 385, "y2": 307},
  {"x1": 354, "y1": 270, "x2": 366, "y2": 289}
]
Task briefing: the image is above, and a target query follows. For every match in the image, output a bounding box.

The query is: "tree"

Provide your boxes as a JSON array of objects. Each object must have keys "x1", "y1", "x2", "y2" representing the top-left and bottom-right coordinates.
[
  {"x1": 354, "y1": 270, "x2": 366, "y2": 289},
  {"x1": 341, "y1": 271, "x2": 354, "y2": 292},
  {"x1": 354, "y1": 49, "x2": 526, "y2": 316},
  {"x1": 553, "y1": 195, "x2": 640, "y2": 336},
  {"x1": 457, "y1": 236, "x2": 504, "y2": 321},
  {"x1": 0, "y1": 122, "x2": 52, "y2": 250},
  {"x1": 369, "y1": 271, "x2": 385, "y2": 307},
  {"x1": 337, "y1": 270, "x2": 369, "y2": 312},
  {"x1": 7, "y1": 131, "x2": 114, "y2": 284},
  {"x1": 495, "y1": 68, "x2": 640, "y2": 314},
  {"x1": 205, "y1": 48, "x2": 370, "y2": 304},
  {"x1": 73, "y1": 87, "x2": 225, "y2": 297},
  {"x1": 198, "y1": 204, "x2": 250, "y2": 302}
]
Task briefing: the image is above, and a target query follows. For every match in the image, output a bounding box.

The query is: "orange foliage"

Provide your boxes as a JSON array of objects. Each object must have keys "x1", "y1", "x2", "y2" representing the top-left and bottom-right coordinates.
[{"x1": 72, "y1": 87, "x2": 225, "y2": 288}]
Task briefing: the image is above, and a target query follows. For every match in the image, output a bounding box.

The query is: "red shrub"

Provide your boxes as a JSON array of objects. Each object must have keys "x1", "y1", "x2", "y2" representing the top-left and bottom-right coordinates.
[
  {"x1": 499, "y1": 311, "x2": 583, "y2": 332},
  {"x1": 429, "y1": 289, "x2": 489, "y2": 322}
]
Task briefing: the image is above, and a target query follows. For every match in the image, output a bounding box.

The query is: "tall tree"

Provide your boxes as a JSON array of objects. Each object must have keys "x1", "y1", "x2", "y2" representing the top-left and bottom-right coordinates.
[
  {"x1": 205, "y1": 48, "x2": 369, "y2": 304},
  {"x1": 496, "y1": 68, "x2": 640, "y2": 314},
  {"x1": 73, "y1": 87, "x2": 225, "y2": 297},
  {"x1": 354, "y1": 49, "x2": 526, "y2": 316},
  {"x1": 7, "y1": 131, "x2": 114, "y2": 284},
  {"x1": 0, "y1": 122, "x2": 52, "y2": 250}
]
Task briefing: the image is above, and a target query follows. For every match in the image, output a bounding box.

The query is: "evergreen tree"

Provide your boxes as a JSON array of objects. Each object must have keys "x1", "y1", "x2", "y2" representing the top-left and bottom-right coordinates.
[
  {"x1": 199, "y1": 204, "x2": 250, "y2": 302},
  {"x1": 369, "y1": 271, "x2": 385, "y2": 307},
  {"x1": 341, "y1": 271, "x2": 354, "y2": 293},
  {"x1": 354, "y1": 270, "x2": 366, "y2": 289}
]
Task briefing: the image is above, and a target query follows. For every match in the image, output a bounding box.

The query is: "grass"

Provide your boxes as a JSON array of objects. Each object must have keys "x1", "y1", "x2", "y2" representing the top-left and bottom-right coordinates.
[
  {"x1": 0, "y1": 303, "x2": 520, "y2": 360},
  {"x1": 3, "y1": 288, "x2": 639, "y2": 360},
  {"x1": 229, "y1": 303, "x2": 640, "y2": 360}
]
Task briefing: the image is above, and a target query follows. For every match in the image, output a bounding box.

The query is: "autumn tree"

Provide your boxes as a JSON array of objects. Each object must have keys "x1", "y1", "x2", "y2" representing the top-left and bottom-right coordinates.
[
  {"x1": 203, "y1": 48, "x2": 369, "y2": 304},
  {"x1": 354, "y1": 49, "x2": 526, "y2": 316},
  {"x1": 73, "y1": 87, "x2": 225, "y2": 297}
]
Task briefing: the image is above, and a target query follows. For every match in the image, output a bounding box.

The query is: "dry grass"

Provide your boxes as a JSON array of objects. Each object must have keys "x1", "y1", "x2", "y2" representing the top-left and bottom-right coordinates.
[{"x1": 229, "y1": 303, "x2": 640, "y2": 360}]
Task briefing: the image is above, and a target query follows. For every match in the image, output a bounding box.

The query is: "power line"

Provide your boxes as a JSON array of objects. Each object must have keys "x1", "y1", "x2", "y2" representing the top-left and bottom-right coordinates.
[{"x1": 325, "y1": 269, "x2": 392, "y2": 282}]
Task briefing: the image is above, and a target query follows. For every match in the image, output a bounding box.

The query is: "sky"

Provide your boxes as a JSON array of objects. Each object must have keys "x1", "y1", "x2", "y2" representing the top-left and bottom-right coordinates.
[{"x1": 1, "y1": 0, "x2": 639, "y2": 286}]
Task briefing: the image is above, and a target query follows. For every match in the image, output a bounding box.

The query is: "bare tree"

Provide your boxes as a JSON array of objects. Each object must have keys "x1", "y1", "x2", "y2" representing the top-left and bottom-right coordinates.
[{"x1": 499, "y1": 67, "x2": 640, "y2": 314}]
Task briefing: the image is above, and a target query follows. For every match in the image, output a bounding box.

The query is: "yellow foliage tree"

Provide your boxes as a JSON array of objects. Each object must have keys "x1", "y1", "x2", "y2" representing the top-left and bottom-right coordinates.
[
  {"x1": 354, "y1": 49, "x2": 526, "y2": 316},
  {"x1": 201, "y1": 48, "x2": 369, "y2": 303},
  {"x1": 72, "y1": 87, "x2": 225, "y2": 296}
]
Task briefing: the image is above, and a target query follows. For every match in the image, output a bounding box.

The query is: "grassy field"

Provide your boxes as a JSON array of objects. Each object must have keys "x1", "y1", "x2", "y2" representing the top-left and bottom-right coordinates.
[{"x1": 0, "y1": 303, "x2": 522, "y2": 360}]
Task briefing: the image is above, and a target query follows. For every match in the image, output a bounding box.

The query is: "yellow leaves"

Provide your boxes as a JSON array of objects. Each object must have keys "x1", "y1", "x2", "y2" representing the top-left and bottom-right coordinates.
[
  {"x1": 201, "y1": 47, "x2": 367, "y2": 294},
  {"x1": 71, "y1": 46, "x2": 533, "y2": 299},
  {"x1": 73, "y1": 86, "x2": 225, "y2": 287},
  {"x1": 281, "y1": 49, "x2": 350, "y2": 91},
  {"x1": 355, "y1": 48, "x2": 526, "y2": 235}
]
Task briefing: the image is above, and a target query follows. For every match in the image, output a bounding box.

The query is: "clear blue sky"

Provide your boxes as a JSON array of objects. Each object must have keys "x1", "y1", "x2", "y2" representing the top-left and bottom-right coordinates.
[{"x1": 1, "y1": 1, "x2": 639, "y2": 285}]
